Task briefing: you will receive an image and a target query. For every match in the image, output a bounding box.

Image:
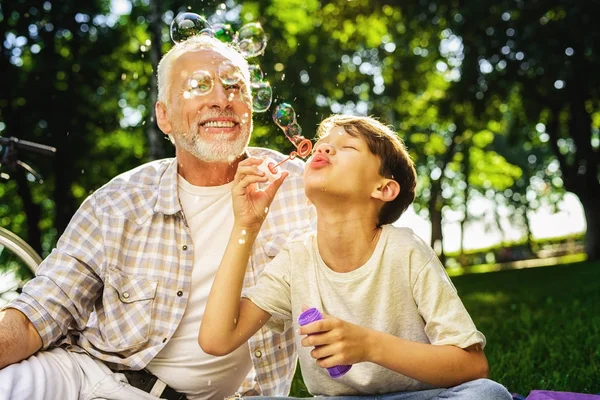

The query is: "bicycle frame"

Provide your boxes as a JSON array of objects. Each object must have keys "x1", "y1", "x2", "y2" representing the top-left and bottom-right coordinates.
[{"x1": 0, "y1": 226, "x2": 41, "y2": 274}]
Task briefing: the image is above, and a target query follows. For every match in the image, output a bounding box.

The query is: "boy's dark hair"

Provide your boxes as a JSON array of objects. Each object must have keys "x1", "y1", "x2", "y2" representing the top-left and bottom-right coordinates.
[{"x1": 317, "y1": 115, "x2": 417, "y2": 226}]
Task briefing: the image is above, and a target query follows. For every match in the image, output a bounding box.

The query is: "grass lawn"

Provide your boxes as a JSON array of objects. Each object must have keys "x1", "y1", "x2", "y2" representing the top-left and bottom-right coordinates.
[{"x1": 290, "y1": 260, "x2": 600, "y2": 396}]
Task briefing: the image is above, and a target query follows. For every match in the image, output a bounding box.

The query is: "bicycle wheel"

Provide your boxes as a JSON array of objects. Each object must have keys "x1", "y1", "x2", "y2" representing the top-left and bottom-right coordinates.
[{"x1": 0, "y1": 226, "x2": 41, "y2": 306}]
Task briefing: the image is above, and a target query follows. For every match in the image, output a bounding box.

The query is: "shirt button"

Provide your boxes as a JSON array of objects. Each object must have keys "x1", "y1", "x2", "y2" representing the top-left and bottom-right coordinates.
[
  {"x1": 254, "y1": 350, "x2": 262, "y2": 358},
  {"x1": 182, "y1": 245, "x2": 188, "y2": 251},
  {"x1": 177, "y1": 290, "x2": 183, "y2": 297},
  {"x1": 122, "y1": 292, "x2": 130, "y2": 299}
]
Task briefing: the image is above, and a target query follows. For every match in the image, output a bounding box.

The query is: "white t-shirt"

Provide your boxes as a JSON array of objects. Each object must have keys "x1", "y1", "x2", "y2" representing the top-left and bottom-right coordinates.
[
  {"x1": 244, "y1": 224, "x2": 486, "y2": 396},
  {"x1": 146, "y1": 176, "x2": 252, "y2": 399}
]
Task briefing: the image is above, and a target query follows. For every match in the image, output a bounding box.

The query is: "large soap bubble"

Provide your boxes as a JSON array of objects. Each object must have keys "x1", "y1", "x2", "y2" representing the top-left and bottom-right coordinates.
[
  {"x1": 251, "y1": 82, "x2": 273, "y2": 113},
  {"x1": 170, "y1": 12, "x2": 211, "y2": 43},
  {"x1": 235, "y1": 22, "x2": 267, "y2": 58}
]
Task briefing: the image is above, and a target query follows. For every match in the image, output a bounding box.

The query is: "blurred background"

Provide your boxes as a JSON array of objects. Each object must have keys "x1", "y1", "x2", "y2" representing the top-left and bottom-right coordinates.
[{"x1": 1, "y1": 0, "x2": 599, "y2": 396}]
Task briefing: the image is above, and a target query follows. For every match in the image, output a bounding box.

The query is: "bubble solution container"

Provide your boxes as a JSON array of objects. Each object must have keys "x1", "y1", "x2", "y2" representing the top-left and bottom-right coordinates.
[{"x1": 297, "y1": 307, "x2": 352, "y2": 378}]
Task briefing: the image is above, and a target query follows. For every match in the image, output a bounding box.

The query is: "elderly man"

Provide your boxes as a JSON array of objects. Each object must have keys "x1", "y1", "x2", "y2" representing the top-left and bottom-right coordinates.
[{"x1": 0, "y1": 35, "x2": 313, "y2": 400}]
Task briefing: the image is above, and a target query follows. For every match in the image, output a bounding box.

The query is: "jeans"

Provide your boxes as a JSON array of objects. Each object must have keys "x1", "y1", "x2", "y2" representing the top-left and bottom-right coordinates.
[{"x1": 245, "y1": 378, "x2": 513, "y2": 400}]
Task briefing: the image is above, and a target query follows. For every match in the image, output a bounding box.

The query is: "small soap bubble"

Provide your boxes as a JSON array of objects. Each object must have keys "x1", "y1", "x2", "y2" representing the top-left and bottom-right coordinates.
[
  {"x1": 170, "y1": 12, "x2": 211, "y2": 43},
  {"x1": 238, "y1": 238, "x2": 246, "y2": 244},
  {"x1": 188, "y1": 70, "x2": 214, "y2": 96},
  {"x1": 286, "y1": 122, "x2": 302, "y2": 137},
  {"x1": 235, "y1": 22, "x2": 267, "y2": 57},
  {"x1": 218, "y1": 61, "x2": 242, "y2": 85},
  {"x1": 248, "y1": 65, "x2": 264, "y2": 83},
  {"x1": 264, "y1": 207, "x2": 269, "y2": 214},
  {"x1": 272, "y1": 103, "x2": 296, "y2": 128},
  {"x1": 211, "y1": 23, "x2": 235, "y2": 42},
  {"x1": 241, "y1": 229, "x2": 247, "y2": 235},
  {"x1": 251, "y1": 82, "x2": 272, "y2": 112}
]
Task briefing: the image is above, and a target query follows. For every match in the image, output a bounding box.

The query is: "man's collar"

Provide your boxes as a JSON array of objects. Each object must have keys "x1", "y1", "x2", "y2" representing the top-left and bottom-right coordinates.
[{"x1": 153, "y1": 158, "x2": 182, "y2": 216}]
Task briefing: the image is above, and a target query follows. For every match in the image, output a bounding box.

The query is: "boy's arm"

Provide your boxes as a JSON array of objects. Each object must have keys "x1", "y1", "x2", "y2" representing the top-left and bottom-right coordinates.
[
  {"x1": 199, "y1": 158, "x2": 284, "y2": 356},
  {"x1": 300, "y1": 316, "x2": 488, "y2": 387},
  {"x1": 368, "y1": 332, "x2": 488, "y2": 386}
]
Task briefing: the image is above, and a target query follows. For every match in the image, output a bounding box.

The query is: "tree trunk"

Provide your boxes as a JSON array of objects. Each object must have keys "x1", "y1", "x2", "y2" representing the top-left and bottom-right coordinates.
[
  {"x1": 146, "y1": 0, "x2": 167, "y2": 161},
  {"x1": 578, "y1": 191, "x2": 600, "y2": 262},
  {"x1": 429, "y1": 130, "x2": 460, "y2": 266},
  {"x1": 459, "y1": 142, "x2": 471, "y2": 256},
  {"x1": 429, "y1": 191, "x2": 445, "y2": 265}
]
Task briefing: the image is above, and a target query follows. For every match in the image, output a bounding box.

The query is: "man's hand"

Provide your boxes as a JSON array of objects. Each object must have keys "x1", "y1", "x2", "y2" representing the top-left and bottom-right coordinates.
[
  {"x1": 298, "y1": 309, "x2": 373, "y2": 368},
  {"x1": 232, "y1": 157, "x2": 288, "y2": 230}
]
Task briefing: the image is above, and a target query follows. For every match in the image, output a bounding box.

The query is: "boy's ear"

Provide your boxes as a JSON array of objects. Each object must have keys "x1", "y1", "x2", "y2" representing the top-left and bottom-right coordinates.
[
  {"x1": 372, "y1": 179, "x2": 400, "y2": 203},
  {"x1": 155, "y1": 101, "x2": 172, "y2": 135}
]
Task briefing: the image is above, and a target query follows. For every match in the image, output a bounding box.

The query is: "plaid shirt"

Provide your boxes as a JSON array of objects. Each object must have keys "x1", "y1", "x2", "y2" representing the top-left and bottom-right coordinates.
[{"x1": 7, "y1": 147, "x2": 315, "y2": 396}]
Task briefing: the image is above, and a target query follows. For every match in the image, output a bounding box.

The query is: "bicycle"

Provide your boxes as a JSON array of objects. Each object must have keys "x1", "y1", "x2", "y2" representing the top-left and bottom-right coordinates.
[{"x1": 0, "y1": 136, "x2": 56, "y2": 306}]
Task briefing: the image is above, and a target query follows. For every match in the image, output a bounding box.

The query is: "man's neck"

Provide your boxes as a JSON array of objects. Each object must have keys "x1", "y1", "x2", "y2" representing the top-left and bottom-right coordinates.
[
  {"x1": 176, "y1": 151, "x2": 242, "y2": 186},
  {"x1": 315, "y1": 206, "x2": 382, "y2": 273}
]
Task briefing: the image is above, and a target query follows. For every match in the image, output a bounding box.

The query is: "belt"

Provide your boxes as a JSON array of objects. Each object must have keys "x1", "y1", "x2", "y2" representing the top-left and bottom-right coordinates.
[{"x1": 117, "y1": 368, "x2": 187, "y2": 400}]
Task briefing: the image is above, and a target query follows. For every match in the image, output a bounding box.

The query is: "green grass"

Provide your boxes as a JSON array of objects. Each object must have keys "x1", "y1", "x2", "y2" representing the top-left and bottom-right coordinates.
[{"x1": 290, "y1": 261, "x2": 600, "y2": 396}]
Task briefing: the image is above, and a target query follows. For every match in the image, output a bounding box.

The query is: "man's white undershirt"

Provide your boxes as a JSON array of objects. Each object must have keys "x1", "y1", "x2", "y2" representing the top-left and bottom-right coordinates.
[{"x1": 146, "y1": 175, "x2": 252, "y2": 399}]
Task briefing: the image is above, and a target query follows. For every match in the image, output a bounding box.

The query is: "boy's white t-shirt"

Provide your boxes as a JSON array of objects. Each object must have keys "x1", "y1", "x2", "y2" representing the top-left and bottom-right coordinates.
[
  {"x1": 243, "y1": 224, "x2": 486, "y2": 396},
  {"x1": 146, "y1": 176, "x2": 252, "y2": 399}
]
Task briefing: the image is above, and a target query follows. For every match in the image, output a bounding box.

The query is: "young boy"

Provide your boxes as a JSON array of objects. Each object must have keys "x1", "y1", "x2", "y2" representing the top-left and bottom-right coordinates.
[{"x1": 199, "y1": 115, "x2": 512, "y2": 399}]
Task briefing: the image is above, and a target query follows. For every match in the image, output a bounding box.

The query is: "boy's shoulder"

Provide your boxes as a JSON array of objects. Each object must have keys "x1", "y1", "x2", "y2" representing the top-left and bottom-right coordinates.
[{"x1": 382, "y1": 224, "x2": 437, "y2": 263}]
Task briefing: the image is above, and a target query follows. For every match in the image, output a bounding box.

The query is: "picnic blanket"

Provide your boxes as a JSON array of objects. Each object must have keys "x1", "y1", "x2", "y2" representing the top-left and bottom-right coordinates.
[{"x1": 513, "y1": 390, "x2": 600, "y2": 400}]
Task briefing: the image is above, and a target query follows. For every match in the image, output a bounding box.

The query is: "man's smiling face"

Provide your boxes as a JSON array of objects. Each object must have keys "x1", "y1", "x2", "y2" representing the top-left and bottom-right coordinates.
[{"x1": 167, "y1": 49, "x2": 252, "y2": 163}]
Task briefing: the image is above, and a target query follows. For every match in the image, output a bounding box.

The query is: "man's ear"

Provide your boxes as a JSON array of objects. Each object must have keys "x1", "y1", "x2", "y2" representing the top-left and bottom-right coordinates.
[
  {"x1": 372, "y1": 179, "x2": 400, "y2": 203},
  {"x1": 155, "y1": 101, "x2": 172, "y2": 135}
]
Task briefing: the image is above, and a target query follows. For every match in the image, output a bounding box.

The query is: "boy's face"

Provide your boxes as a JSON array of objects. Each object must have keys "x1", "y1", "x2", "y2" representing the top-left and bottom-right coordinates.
[{"x1": 304, "y1": 126, "x2": 384, "y2": 202}]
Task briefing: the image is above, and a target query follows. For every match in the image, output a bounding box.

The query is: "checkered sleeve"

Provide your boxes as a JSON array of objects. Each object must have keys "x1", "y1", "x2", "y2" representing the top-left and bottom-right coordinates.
[{"x1": 7, "y1": 194, "x2": 105, "y2": 348}]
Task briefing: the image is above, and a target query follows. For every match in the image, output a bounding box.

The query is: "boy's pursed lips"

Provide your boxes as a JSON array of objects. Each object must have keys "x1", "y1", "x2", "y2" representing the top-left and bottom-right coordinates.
[{"x1": 309, "y1": 153, "x2": 330, "y2": 168}]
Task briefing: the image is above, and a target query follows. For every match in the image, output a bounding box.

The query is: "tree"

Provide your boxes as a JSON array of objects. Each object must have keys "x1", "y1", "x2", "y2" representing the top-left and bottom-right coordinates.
[{"x1": 440, "y1": 0, "x2": 600, "y2": 260}]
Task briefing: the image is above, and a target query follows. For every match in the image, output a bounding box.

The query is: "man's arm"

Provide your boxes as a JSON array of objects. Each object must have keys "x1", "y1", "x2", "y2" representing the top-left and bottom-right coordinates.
[
  {"x1": 199, "y1": 157, "x2": 284, "y2": 356},
  {"x1": 300, "y1": 317, "x2": 488, "y2": 387},
  {"x1": 0, "y1": 309, "x2": 42, "y2": 369}
]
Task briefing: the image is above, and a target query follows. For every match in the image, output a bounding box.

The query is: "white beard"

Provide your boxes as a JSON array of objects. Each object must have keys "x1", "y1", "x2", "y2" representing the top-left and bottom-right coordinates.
[{"x1": 171, "y1": 117, "x2": 252, "y2": 163}]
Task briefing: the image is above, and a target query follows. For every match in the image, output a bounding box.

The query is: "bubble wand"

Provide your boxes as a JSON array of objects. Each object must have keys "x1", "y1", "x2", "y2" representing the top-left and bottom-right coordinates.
[{"x1": 257, "y1": 103, "x2": 313, "y2": 180}]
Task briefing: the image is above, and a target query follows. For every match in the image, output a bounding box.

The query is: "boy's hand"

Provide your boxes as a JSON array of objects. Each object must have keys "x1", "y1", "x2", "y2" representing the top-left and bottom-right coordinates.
[
  {"x1": 298, "y1": 311, "x2": 373, "y2": 368},
  {"x1": 233, "y1": 157, "x2": 288, "y2": 230}
]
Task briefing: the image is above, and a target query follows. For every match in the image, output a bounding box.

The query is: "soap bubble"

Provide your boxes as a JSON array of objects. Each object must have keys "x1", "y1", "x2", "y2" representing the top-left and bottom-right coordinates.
[
  {"x1": 272, "y1": 103, "x2": 312, "y2": 157},
  {"x1": 251, "y1": 82, "x2": 272, "y2": 112},
  {"x1": 235, "y1": 22, "x2": 267, "y2": 58},
  {"x1": 218, "y1": 61, "x2": 243, "y2": 85},
  {"x1": 286, "y1": 122, "x2": 302, "y2": 137},
  {"x1": 272, "y1": 103, "x2": 296, "y2": 129},
  {"x1": 170, "y1": 12, "x2": 211, "y2": 43},
  {"x1": 187, "y1": 70, "x2": 214, "y2": 96},
  {"x1": 211, "y1": 23, "x2": 235, "y2": 42},
  {"x1": 248, "y1": 65, "x2": 264, "y2": 83}
]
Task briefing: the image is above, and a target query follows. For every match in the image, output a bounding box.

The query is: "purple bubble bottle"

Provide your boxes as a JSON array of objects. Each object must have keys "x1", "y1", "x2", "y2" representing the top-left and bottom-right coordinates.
[{"x1": 297, "y1": 307, "x2": 352, "y2": 378}]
